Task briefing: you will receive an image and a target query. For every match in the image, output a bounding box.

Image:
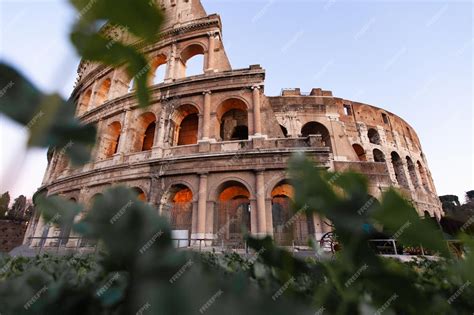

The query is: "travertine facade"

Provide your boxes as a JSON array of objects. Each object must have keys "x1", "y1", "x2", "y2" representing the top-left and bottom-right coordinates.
[{"x1": 29, "y1": 0, "x2": 442, "y2": 249}]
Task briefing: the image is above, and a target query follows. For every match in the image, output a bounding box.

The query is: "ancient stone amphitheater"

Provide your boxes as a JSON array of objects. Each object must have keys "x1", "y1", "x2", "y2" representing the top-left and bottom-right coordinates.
[{"x1": 28, "y1": 0, "x2": 442, "y2": 250}]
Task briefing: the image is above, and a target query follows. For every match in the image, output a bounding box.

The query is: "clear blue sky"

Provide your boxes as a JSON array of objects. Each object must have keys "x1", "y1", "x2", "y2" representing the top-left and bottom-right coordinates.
[{"x1": 0, "y1": 0, "x2": 472, "y2": 202}]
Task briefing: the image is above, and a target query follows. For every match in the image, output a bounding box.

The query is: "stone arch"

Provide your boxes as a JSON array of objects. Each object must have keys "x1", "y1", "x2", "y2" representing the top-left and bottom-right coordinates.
[
  {"x1": 178, "y1": 43, "x2": 206, "y2": 78},
  {"x1": 101, "y1": 121, "x2": 121, "y2": 159},
  {"x1": 58, "y1": 197, "x2": 77, "y2": 245},
  {"x1": 373, "y1": 149, "x2": 385, "y2": 162},
  {"x1": 164, "y1": 179, "x2": 198, "y2": 202},
  {"x1": 169, "y1": 104, "x2": 199, "y2": 146},
  {"x1": 352, "y1": 144, "x2": 367, "y2": 161},
  {"x1": 417, "y1": 160, "x2": 431, "y2": 192},
  {"x1": 78, "y1": 89, "x2": 92, "y2": 115},
  {"x1": 161, "y1": 184, "x2": 194, "y2": 238},
  {"x1": 391, "y1": 152, "x2": 409, "y2": 188},
  {"x1": 216, "y1": 98, "x2": 249, "y2": 141},
  {"x1": 406, "y1": 156, "x2": 419, "y2": 189},
  {"x1": 280, "y1": 125, "x2": 288, "y2": 137},
  {"x1": 132, "y1": 187, "x2": 147, "y2": 202},
  {"x1": 214, "y1": 180, "x2": 252, "y2": 247},
  {"x1": 270, "y1": 180, "x2": 315, "y2": 246},
  {"x1": 132, "y1": 112, "x2": 157, "y2": 152},
  {"x1": 150, "y1": 53, "x2": 168, "y2": 85},
  {"x1": 301, "y1": 121, "x2": 332, "y2": 149},
  {"x1": 210, "y1": 177, "x2": 254, "y2": 202},
  {"x1": 95, "y1": 78, "x2": 112, "y2": 106},
  {"x1": 367, "y1": 128, "x2": 381, "y2": 145}
]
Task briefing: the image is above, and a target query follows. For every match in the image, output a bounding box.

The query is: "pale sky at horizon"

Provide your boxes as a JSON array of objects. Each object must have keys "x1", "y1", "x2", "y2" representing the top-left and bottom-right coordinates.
[{"x1": 0, "y1": 0, "x2": 472, "y2": 202}]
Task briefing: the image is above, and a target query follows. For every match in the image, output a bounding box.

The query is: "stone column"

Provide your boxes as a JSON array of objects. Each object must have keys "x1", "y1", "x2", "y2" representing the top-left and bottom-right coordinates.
[
  {"x1": 165, "y1": 42, "x2": 177, "y2": 83},
  {"x1": 117, "y1": 109, "x2": 133, "y2": 155},
  {"x1": 201, "y1": 90, "x2": 212, "y2": 141},
  {"x1": 255, "y1": 170, "x2": 267, "y2": 236},
  {"x1": 252, "y1": 85, "x2": 263, "y2": 136},
  {"x1": 196, "y1": 174, "x2": 208, "y2": 239},
  {"x1": 206, "y1": 32, "x2": 216, "y2": 72}
]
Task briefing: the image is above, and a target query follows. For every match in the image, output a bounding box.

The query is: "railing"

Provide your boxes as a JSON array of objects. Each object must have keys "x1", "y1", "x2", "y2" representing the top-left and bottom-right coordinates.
[
  {"x1": 26, "y1": 237, "x2": 464, "y2": 258},
  {"x1": 27, "y1": 237, "x2": 249, "y2": 255}
]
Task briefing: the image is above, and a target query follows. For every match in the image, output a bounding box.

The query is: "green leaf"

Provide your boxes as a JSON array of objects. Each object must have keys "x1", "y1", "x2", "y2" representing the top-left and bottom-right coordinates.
[
  {"x1": 0, "y1": 64, "x2": 97, "y2": 165},
  {"x1": 373, "y1": 190, "x2": 450, "y2": 257}
]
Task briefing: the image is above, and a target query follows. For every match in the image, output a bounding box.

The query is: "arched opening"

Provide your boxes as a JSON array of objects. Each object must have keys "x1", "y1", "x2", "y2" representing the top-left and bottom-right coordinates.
[
  {"x1": 217, "y1": 99, "x2": 249, "y2": 141},
  {"x1": 102, "y1": 121, "x2": 121, "y2": 159},
  {"x1": 162, "y1": 184, "x2": 193, "y2": 241},
  {"x1": 132, "y1": 187, "x2": 147, "y2": 202},
  {"x1": 133, "y1": 112, "x2": 157, "y2": 152},
  {"x1": 169, "y1": 105, "x2": 199, "y2": 146},
  {"x1": 301, "y1": 122, "x2": 331, "y2": 149},
  {"x1": 128, "y1": 78, "x2": 135, "y2": 93},
  {"x1": 373, "y1": 149, "x2": 385, "y2": 162},
  {"x1": 368, "y1": 128, "x2": 381, "y2": 145},
  {"x1": 391, "y1": 152, "x2": 409, "y2": 188},
  {"x1": 150, "y1": 54, "x2": 167, "y2": 85},
  {"x1": 95, "y1": 78, "x2": 111, "y2": 106},
  {"x1": 78, "y1": 89, "x2": 92, "y2": 115},
  {"x1": 178, "y1": 114, "x2": 199, "y2": 145},
  {"x1": 179, "y1": 44, "x2": 205, "y2": 78},
  {"x1": 417, "y1": 161, "x2": 431, "y2": 192},
  {"x1": 271, "y1": 181, "x2": 315, "y2": 246},
  {"x1": 280, "y1": 125, "x2": 288, "y2": 137},
  {"x1": 58, "y1": 197, "x2": 77, "y2": 245},
  {"x1": 215, "y1": 181, "x2": 251, "y2": 247},
  {"x1": 142, "y1": 121, "x2": 156, "y2": 151},
  {"x1": 406, "y1": 157, "x2": 419, "y2": 189},
  {"x1": 352, "y1": 144, "x2": 367, "y2": 161}
]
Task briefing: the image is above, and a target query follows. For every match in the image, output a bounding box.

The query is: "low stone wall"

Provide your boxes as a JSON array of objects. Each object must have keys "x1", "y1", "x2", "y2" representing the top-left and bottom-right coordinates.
[{"x1": 0, "y1": 220, "x2": 28, "y2": 253}]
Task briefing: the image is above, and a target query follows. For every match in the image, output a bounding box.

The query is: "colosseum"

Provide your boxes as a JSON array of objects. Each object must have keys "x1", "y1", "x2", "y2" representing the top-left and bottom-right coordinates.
[{"x1": 27, "y1": 0, "x2": 442, "y2": 250}]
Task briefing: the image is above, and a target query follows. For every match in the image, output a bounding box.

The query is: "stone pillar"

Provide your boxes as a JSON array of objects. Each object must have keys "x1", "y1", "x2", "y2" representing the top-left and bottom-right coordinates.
[
  {"x1": 196, "y1": 174, "x2": 208, "y2": 239},
  {"x1": 252, "y1": 85, "x2": 263, "y2": 136},
  {"x1": 117, "y1": 109, "x2": 133, "y2": 155},
  {"x1": 201, "y1": 90, "x2": 212, "y2": 141},
  {"x1": 255, "y1": 170, "x2": 267, "y2": 236},
  {"x1": 206, "y1": 32, "x2": 216, "y2": 72},
  {"x1": 165, "y1": 42, "x2": 177, "y2": 83}
]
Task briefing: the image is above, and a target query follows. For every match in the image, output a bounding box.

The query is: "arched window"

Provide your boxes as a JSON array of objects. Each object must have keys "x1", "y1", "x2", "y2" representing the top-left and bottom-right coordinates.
[
  {"x1": 368, "y1": 128, "x2": 381, "y2": 145},
  {"x1": 373, "y1": 149, "x2": 385, "y2": 162},
  {"x1": 271, "y1": 181, "x2": 315, "y2": 246},
  {"x1": 128, "y1": 78, "x2": 135, "y2": 93},
  {"x1": 280, "y1": 125, "x2": 288, "y2": 137},
  {"x1": 217, "y1": 99, "x2": 249, "y2": 141},
  {"x1": 417, "y1": 161, "x2": 431, "y2": 192},
  {"x1": 391, "y1": 152, "x2": 409, "y2": 188},
  {"x1": 150, "y1": 54, "x2": 167, "y2": 85},
  {"x1": 95, "y1": 78, "x2": 111, "y2": 106},
  {"x1": 102, "y1": 121, "x2": 121, "y2": 159},
  {"x1": 178, "y1": 44, "x2": 205, "y2": 78},
  {"x1": 215, "y1": 181, "x2": 251, "y2": 247},
  {"x1": 133, "y1": 112, "x2": 157, "y2": 152},
  {"x1": 406, "y1": 157, "x2": 419, "y2": 188},
  {"x1": 132, "y1": 187, "x2": 147, "y2": 202},
  {"x1": 161, "y1": 184, "x2": 193, "y2": 241},
  {"x1": 78, "y1": 89, "x2": 92, "y2": 115},
  {"x1": 301, "y1": 122, "x2": 331, "y2": 149},
  {"x1": 178, "y1": 114, "x2": 199, "y2": 145},
  {"x1": 169, "y1": 105, "x2": 199, "y2": 146},
  {"x1": 142, "y1": 122, "x2": 156, "y2": 151},
  {"x1": 352, "y1": 144, "x2": 367, "y2": 161}
]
